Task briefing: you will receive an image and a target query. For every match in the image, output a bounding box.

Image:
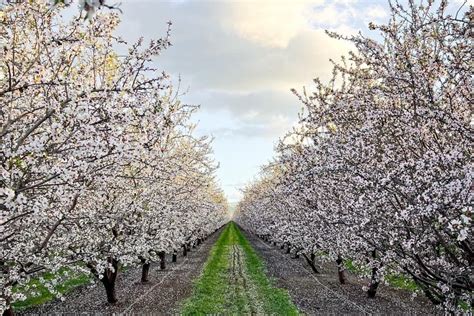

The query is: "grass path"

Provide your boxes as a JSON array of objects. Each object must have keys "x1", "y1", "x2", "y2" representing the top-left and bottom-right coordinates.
[{"x1": 181, "y1": 222, "x2": 299, "y2": 315}]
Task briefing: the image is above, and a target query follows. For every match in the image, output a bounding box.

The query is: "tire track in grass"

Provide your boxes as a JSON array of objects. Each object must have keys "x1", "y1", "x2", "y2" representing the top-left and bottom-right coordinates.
[
  {"x1": 229, "y1": 244, "x2": 263, "y2": 315},
  {"x1": 181, "y1": 222, "x2": 299, "y2": 315}
]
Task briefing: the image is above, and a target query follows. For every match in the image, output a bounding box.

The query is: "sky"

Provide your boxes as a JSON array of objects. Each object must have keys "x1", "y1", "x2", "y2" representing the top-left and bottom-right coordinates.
[{"x1": 113, "y1": 0, "x2": 471, "y2": 203}]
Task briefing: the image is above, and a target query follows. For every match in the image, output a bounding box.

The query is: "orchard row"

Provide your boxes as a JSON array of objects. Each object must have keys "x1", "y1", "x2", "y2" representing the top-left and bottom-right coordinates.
[
  {"x1": 236, "y1": 1, "x2": 472, "y2": 313},
  {"x1": 0, "y1": 2, "x2": 228, "y2": 315}
]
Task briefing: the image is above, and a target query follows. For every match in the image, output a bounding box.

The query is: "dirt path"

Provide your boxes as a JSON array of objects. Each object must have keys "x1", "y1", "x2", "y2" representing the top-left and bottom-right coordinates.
[
  {"x1": 21, "y1": 230, "x2": 221, "y2": 315},
  {"x1": 243, "y1": 229, "x2": 439, "y2": 315}
]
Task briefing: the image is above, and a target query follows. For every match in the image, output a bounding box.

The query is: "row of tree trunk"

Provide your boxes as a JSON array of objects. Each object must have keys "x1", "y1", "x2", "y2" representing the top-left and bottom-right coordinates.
[
  {"x1": 258, "y1": 236, "x2": 380, "y2": 298},
  {"x1": 99, "y1": 236, "x2": 212, "y2": 305},
  {"x1": 4, "y1": 227, "x2": 224, "y2": 316}
]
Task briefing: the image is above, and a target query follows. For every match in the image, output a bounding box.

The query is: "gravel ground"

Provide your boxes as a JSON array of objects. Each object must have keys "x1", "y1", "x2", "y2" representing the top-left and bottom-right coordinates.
[
  {"x1": 21, "y1": 230, "x2": 221, "y2": 315},
  {"x1": 243, "y1": 230, "x2": 440, "y2": 316}
]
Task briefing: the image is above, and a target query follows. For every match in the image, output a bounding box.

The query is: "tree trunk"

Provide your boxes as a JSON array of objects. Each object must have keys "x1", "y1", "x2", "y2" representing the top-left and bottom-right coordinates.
[
  {"x1": 303, "y1": 253, "x2": 320, "y2": 274},
  {"x1": 280, "y1": 244, "x2": 285, "y2": 249},
  {"x1": 183, "y1": 244, "x2": 187, "y2": 257},
  {"x1": 421, "y1": 286, "x2": 443, "y2": 305},
  {"x1": 2, "y1": 301, "x2": 14, "y2": 316},
  {"x1": 100, "y1": 258, "x2": 119, "y2": 303},
  {"x1": 141, "y1": 262, "x2": 150, "y2": 283},
  {"x1": 367, "y1": 250, "x2": 379, "y2": 298},
  {"x1": 286, "y1": 245, "x2": 291, "y2": 254},
  {"x1": 294, "y1": 249, "x2": 300, "y2": 259},
  {"x1": 102, "y1": 278, "x2": 117, "y2": 303},
  {"x1": 336, "y1": 255, "x2": 347, "y2": 285},
  {"x1": 367, "y1": 268, "x2": 379, "y2": 298},
  {"x1": 172, "y1": 252, "x2": 177, "y2": 262},
  {"x1": 159, "y1": 251, "x2": 166, "y2": 270}
]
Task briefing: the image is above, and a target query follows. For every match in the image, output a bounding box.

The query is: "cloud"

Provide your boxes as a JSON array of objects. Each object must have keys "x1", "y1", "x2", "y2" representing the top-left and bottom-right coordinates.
[
  {"x1": 183, "y1": 88, "x2": 301, "y2": 139},
  {"x1": 226, "y1": 0, "x2": 324, "y2": 48},
  {"x1": 311, "y1": 4, "x2": 349, "y2": 27},
  {"x1": 453, "y1": 0, "x2": 474, "y2": 5},
  {"x1": 208, "y1": 114, "x2": 295, "y2": 139},
  {"x1": 114, "y1": 0, "x2": 384, "y2": 200},
  {"x1": 114, "y1": 0, "x2": 357, "y2": 175},
  {"x1": 117, "y1": 0, "x2": 354, "y2": 93},
  {"x1": 366, "y1": 5, "x2": 388, "y2": 20}
]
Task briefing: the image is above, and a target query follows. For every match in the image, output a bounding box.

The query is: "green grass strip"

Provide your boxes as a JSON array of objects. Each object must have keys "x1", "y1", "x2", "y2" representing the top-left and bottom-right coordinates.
[
  {"x1": 181, "y1": 222, "x2": 299, "y2": 315},
  {"x1": 12, "y1": 268, "x2": 90, "y2": 310}
]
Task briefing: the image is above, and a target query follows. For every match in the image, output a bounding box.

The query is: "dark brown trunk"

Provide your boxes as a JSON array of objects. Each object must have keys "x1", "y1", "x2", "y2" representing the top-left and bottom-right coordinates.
[
  {"x1": 141, "y1": 262, "x2": 150, "y2": 283},
  {"x1": 172, "y1": 252, "x2": 177, "y2": 263},
  {"x1": 421, "y1": 286, "x2": 443, "y2": 305},
  {"x1": 336, "y1": 255, "x2": 347, "y2": 284},
  {"x1": 367, "y1": 266, "x2": 379, "y2": 298},
  {"x1": 311, "y1": 253, "x2": 315, "y2": 262},
  {"x1": 367, "y1": 250, "x2": 379, "y2": 298},
  {"x1": 100, "y1": 258, "x2": 119, "y2": 303},
  {"x1": 303, "y1": 253, "x2": 320, "y2": 274},
  {"x1": 102, "y1": 279, "x2": 117, "y2": 303},
  {"x1": 2, "y1": 301, "x2": 14, "y2": 316},
  {"x1": 183, "y1": 244, "x2": 187, "y2": 257},
  {"x1": 406, "y1": 269, "x2": 443, "y2": 305},
  {"x1": 286, "y1": 245, "x2": 291, "y2": 254},
  {"x1": 367, "y1": 272, "x2": 379, "y2": 297},
  {"x1": 159, "y1": 251, "x2": 166, "y2": 270}
]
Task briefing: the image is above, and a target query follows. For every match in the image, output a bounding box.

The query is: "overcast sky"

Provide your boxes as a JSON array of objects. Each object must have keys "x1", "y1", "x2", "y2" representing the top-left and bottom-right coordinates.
[{"x1": 114, "y1": 0, "x2": 470, "y2": 202}]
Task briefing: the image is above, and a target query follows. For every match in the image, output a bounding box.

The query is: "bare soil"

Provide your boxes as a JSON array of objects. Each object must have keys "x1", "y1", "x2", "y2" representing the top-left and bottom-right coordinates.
[
  {"x1": 243, "y1": 230, "x2": 440, "y2": 316},
  {"x1": 20, "y1": 230, "x2": 221, "y2": 315}
]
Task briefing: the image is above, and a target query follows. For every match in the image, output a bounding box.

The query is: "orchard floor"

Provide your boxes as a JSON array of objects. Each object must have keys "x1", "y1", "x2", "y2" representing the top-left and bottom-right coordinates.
[
  {"x1": 20, "y1": 229, "x2": 222, "y2": 315},
  {"x1": 20, "y1": 224, "x2": 441, "y2": 315},
  {"x1": 243, "y1": 228, "x2": 440, "y2": 315}
]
